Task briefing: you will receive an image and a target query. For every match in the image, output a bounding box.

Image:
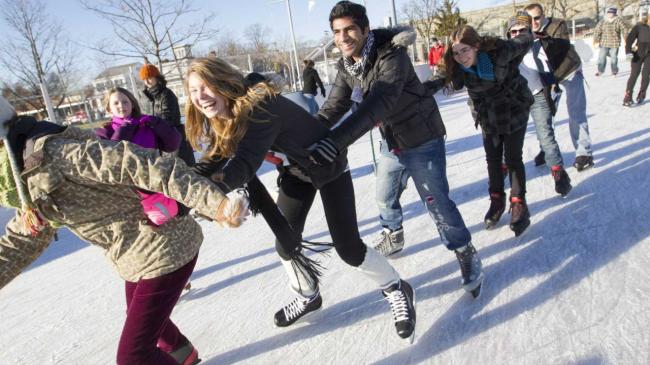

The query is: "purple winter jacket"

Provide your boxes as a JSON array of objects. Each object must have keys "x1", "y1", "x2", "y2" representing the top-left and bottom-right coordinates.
[
  {"x1": 95, "y1": 114, "x2": 181, "y2": 152},
  {"x1": 95, "y1": 114, "x2": 182, "y2": 225}
]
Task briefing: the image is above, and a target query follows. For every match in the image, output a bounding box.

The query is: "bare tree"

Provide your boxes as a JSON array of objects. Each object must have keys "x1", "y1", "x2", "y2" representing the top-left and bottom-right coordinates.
[
  {"x1": 401, "y1": 0, "x2": 438, "y2": 51},
  {"x1": 80, "y1": 0, "x2": 218, "y2": 73},
  {"x1": 0, "y1": 0, "x2": 76, "y2": 114},
  {"x1": 244, "y1": 23, "x2": 272, "y2": 54},
  {"x1": 555, "y1": 0, "x2": 580, "y2": 20}
]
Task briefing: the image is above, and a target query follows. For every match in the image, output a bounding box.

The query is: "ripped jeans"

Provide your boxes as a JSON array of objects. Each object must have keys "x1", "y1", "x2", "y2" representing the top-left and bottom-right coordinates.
[{"x1": 376, "y1": 137, "x2": 471, "y2": 250}]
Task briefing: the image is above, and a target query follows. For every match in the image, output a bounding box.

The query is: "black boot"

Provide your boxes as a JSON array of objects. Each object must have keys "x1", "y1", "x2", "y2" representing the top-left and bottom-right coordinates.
[
  {"x1": 637, "y1": 90, "x2": 646, "y2": 104},
  {"x1": 623, "y1": 91, "x2": 633, "y2": 106},
  {"x1": 551, "y1": 166, "x2": 572, "y2": 197},
  {"x1": 534, "y1": 150, "x2": 546, "y2": 166},
  {"x1": 484, "y1": 192, "x2": 506, "y2": 229},
  {"x1": 509, "y1": 197, "x2": 530, "y2": 237}
]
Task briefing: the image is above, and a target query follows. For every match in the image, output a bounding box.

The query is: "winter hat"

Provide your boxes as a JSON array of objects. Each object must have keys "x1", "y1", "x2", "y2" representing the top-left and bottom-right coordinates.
[
  {"x1": 508, "y1": 11, "x2": 533, "y2": 31},
  {"x1": 0, "y1": 95, "x2": 47, "y2": 235},
  {"x1": 139, "y1": 63, "x2": 160, "y2": 80},
  {"x1": 607, "y1": 7, "x2": 617, "y2": 15}
]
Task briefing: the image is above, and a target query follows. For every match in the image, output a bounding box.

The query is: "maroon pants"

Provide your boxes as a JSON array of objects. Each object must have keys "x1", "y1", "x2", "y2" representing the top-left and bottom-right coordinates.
[{"x1": 116, "y1": 255, "x2": 197, "y2": 365}]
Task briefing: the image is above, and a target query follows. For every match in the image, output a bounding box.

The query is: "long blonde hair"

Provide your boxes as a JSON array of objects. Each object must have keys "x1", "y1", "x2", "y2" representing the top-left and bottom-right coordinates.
[{"x1": 184, "y1": 57, "x2": 276, "y2": 158}]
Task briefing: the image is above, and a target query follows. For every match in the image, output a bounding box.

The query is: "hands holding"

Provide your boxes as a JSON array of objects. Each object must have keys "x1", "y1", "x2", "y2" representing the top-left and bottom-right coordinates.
[{"x1": 215, "y1": 191, "x2": 250, "y2": 228}]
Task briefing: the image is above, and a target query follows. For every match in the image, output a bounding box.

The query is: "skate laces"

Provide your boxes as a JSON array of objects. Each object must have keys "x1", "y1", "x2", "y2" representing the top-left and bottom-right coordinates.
[
  {"x1": 384, "y1": 286, "x2": 410, "y2": 322},
  {"x1": 374, "y1": 230, "x2": 392, "y2": 251},
  {"x1": 283, "y1": 294, "x2": 315, "y2": 321},
  {"x1": 456, "y1": 245, "x2": 477, "y2": 281}
]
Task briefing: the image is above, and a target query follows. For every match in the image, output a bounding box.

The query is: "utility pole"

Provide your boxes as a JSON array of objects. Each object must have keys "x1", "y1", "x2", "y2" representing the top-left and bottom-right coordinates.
[
  {"x1": 390, "y1": 0, "x2": 398, "y2": 27},
  {"x1": 285, "y1": 0, "x2": 302, "y2": 90}
]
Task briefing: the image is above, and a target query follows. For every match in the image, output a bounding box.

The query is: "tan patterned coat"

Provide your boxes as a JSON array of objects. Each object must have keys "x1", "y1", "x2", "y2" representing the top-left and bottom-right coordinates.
[{"x1": 0, "y1": 127, "x2": 226, "y2": 288}]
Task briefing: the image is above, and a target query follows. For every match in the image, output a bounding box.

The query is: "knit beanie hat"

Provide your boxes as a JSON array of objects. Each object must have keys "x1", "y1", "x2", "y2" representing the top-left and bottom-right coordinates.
[
  {"x1": 139, "y1": 63, "x2": 160, "y2": 80},
  {"x1": 0, "y1": 95, "x2": 47, "y2": 235},
  {"x1": 507, "y1": 11, "x2": 533, "y2": 31},
  {"x1": 607, "y1": 7, "x2": 617, "y2": 15}
]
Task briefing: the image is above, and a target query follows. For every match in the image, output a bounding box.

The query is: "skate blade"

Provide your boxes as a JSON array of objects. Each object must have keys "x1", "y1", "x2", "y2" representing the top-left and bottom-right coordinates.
[
  {"x1": 510, "y1": 219, "x2": 530, "y2": 237},
  {"x1": 462, "y1": 272, "x2": 484, "y2": 295},
  {"x1": 385, "y1": 248, "x2": 404, "y2": 258},
  {"x1": 274, "y1": 307, "x2": 323, "y2": 328},
  {"x1": 484, "y1": 220, "x2": 499, "y2": 230}
]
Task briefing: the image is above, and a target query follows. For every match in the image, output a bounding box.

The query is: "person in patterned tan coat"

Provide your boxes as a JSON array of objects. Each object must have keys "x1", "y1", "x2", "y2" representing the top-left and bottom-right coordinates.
[{"x1": 0, "y1": 96, "x2": 248, "y2": 365}]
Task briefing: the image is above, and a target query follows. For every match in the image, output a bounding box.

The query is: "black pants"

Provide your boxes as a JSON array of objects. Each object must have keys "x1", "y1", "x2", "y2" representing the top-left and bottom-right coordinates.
[
  {"x1": 626, "y1": 53, "x2": 650, "y2": 96},
  {"x1": 482, "y1": 127, "x2": 527, "y2": 199},
  {"x1": 275, "y1": 170, "x2": 367, "y2": 267}
]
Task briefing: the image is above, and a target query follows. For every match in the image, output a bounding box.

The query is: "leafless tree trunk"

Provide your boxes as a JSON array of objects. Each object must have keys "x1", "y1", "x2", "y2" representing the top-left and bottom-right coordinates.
[
  {"x1": 0, "y1": 0, "x2": 76, "y2": 114},
  {"x1": 80, "y1": 0, "x2": 217, "y2": 73},
  {"x1": 556, "y1": 0, "x2": 580, "y2": 20},
  {"x1": 401, "y1": 0, "x2": 438, "y2": 52}
]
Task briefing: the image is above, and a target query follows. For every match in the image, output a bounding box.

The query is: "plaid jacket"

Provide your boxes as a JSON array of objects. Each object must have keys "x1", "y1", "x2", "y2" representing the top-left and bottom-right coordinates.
[{"x1": 594, "y1": 17, "x2": 628, "y2": 48}]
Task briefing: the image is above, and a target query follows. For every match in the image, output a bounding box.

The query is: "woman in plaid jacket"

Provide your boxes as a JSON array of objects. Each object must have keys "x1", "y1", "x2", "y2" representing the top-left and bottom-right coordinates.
[{"x1": 437, "y1": 23, "x2": 534, "y2": 237}]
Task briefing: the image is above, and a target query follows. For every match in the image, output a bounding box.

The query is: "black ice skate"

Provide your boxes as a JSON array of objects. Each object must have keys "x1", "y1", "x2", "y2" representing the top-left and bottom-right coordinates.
[
  {"x1": 274, "y1": 291, "x2": 323, "y2": 327},
  {"x1": 551, "y1": 166, "x2": 572, "y2": 197},
  {"x1": 373, "y1": 227, "x2": 405, "y2": 257},
  {"x1": 455, "y1": 242, "x2": 484, "y2": 298},
  {"x1": 383, "y1": 280, "x2": 416, "y2": 343},
  {"x1": 623, "y1": 91, "x2": 634, "y2": 107},
  {"x1": 169, "y1": 340, "x2": 201, "y2": 365},
  {"x1": 637, "y1": 91, "x2": 646, "y2": 105},
  {"x1": 484, "y1": 192, "x2": 506, "y2": 230},
  {"x1": 509, "y1": 197, "x2": 530, "y2": 237},
  {"x1": 573, "y1": 155, "x2": 594, "y2": 172},
  {"x1": 534, "y1": 150, "x2": 546, "y2": 166}
]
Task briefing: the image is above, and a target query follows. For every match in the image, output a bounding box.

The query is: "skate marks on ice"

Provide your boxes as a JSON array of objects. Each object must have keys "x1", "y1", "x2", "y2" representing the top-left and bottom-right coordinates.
[{"x1": 372, "y1": 130, "x2": 650, "y2": 365}]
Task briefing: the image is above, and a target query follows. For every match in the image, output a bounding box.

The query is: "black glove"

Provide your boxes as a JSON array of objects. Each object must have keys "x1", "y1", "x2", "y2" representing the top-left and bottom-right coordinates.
[
  {"x1": 308, "y1": 137, "x2": 339, "y2": 166},
  {"x1": 320, "y1": 88, "x2": 326, "y2": 97}
]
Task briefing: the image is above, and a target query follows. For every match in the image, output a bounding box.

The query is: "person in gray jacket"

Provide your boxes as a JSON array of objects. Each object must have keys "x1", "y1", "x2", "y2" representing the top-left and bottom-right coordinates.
[
  {"x1": 309, "y1": 1, "x2": 483, "y2": 297},
  {"x1": 526, "y1": 2, "x2": 595, "y2": 171}
]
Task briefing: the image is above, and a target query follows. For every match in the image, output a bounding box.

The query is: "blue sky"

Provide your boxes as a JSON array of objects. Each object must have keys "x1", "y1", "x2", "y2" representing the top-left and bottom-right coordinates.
[{"x1": 1, "y1": 0, "x2": 501, "y2": 80}]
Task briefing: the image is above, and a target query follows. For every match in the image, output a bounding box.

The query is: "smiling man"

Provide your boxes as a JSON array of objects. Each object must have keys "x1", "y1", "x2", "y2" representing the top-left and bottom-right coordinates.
[{"x1": 310, "y1": 1, "x2": 484, "y2": 300}]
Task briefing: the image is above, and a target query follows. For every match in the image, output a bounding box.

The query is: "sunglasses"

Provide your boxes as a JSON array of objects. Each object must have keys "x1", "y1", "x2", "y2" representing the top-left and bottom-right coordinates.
[
  {"x1": 532, "y1": 15, "x2": 543, "y2": 21},
  {"x1": 510, "y1": 28, "x2": 529, "y2": 36}
]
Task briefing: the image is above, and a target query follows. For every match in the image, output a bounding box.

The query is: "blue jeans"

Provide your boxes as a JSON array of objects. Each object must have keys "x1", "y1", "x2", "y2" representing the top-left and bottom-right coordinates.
[
  {"x1": 597, "y1": 47, "x2": 619, "y2": 74},
  {"x1": 560, "y1": 69, "x2": 593, "y2": 157},
  {"x1": 302, "y1": 93, "x2": 319, "y2": 115},
  {"x1": 375, "y1": 138, "x2": 471, "y2": 250},
  {"x1": 531, "y1": 92, "x2": 564, "y2": 167}
]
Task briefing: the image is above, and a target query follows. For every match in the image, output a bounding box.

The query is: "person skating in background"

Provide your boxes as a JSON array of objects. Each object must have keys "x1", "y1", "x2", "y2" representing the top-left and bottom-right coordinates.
[
  {"x1": 302, "y1": 59, "x2": 327, "y2": 115},
  {"x1": 140, "y1": 62, "x2": 196, "y2": 166},
  {"x1": 96, "y1": 87, "x2": 182, "y2": 226},
  {"x1": 526, "y1": 3, "x2": 595, "y2": 171},
  {"x1": 436, "y1": 22, "x2": 533, "y2": 236},
  {"x1": 428, "y1": 37, "x2": 445, "y2": 75},
  {"x1": 185, "y1": 56, "x2": 417, "y2": 342},
  {"x1": 0, "y1": 96, "x2": 249, "y2": 365},
  {"x1": 507, "y1": 14, "x2": 572, "y2": 197},
  {"x1": 593, "y1": 7, "x2": 628, "y2": 77},
  {"x1": 623, "y1": 15, "x2": 650, "y2": 106}
]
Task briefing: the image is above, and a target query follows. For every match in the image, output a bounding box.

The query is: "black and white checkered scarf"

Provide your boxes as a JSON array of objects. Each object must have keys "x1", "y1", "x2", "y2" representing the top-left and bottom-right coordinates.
[{"x1": 343, "y1": 31, "x2": 375, "y2": 81}]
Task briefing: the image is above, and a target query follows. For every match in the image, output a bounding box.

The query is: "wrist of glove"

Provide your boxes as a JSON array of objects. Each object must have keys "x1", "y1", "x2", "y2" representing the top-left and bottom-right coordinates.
[
  {"x1": 308, "y1": 137, "x2": 339, "y2": 166},
  {"x1": 215, "y1": 192, "x2": 250, "y2": 228}
]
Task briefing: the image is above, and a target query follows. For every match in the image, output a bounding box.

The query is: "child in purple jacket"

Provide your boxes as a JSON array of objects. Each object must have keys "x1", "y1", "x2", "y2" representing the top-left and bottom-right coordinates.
[{"x1": 98, "y1": 87, "x2": 182, "y2": 226}]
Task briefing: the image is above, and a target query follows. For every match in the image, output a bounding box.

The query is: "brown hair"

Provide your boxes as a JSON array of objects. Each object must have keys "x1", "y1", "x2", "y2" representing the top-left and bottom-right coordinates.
[
  {"x1": 184, "y1": 57, "x2": 276, "y2": 159},
  {"x1": 524, "y1": 3, "x2": 544, "y2": 14},
  {"x1": 441, "y1": 25, "x2": 482, "y2": 88},
  {"x1": 103, "y1": 87, "x2": 142, "y2": 118}
]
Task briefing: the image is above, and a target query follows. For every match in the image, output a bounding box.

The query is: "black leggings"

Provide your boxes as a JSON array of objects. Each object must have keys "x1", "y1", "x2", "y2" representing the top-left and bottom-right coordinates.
[
  {"x1": 482, "y1": 127, "x2": 527, "y2": 199},
  {"x1": 626, "y1": 53, "x2": 650, "y2": 96},
  {"x1": 275, "y1": 170, "x2": 367, "y2": 267}
]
